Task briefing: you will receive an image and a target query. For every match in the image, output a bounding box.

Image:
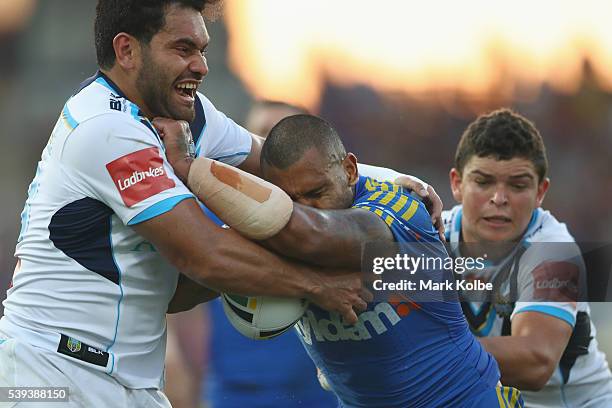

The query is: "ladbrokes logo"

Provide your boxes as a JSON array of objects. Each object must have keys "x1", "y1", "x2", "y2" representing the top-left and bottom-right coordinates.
[
  {"x1": 533, "y1": 261, "x2": 580, "y2": 302},
  {"x1": 106, "y1": 147, "x2": 175, "y2": 207},
  {"x1": 296, "y1": 299, "x2": 419, "y2": 345},
  {"x1": 117, "y1": 166, "x2": 167, "y2": 191}
]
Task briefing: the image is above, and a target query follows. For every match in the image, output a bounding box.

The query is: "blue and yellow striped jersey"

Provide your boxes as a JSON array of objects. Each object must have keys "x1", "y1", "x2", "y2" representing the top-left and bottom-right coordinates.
[
  {"x1": 295, "y1": 175, "x2": 504, "y2": 407},
  {"x1": 352, "y1": 175, "x2": 438, "y2": 243}
]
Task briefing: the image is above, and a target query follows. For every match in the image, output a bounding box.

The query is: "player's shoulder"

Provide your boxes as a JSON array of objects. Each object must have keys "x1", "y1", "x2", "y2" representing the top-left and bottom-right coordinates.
[
  {"x1": 354, "y1": 176, "x2": 409, "y2": 207},
  {"x1": 194, "y1": 91, "x2": 224, "y2": 125},
  {"x1": 354, "y1": 176, "x2": 432, "y2": 228},
  {"x1": 517, "y1": 209, "x2": 584, "y2": 289},
  {"x1": 196, "y1": 91, "x2": 214, "y2": 111},
  {"x1": 523, "y1": 208, "x2": 575, "y2": 244},
  {"x1": 65, "y1": 74, "x2": 150, "y2": 134}
]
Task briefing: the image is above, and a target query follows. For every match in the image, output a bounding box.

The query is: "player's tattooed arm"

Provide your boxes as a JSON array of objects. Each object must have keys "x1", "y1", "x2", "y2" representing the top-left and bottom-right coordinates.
[
  {"x1": 134, "y1": 198, "x2": 367, "y2": 324},
  {"x1": 261, "y1": 204, "x2": 394, "y2": 269}
]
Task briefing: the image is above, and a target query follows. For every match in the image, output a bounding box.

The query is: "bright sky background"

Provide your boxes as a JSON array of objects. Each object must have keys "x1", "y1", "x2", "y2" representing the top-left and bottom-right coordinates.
[{"x1": 224, "y1": 0, "x2": 612, "y2": 109}]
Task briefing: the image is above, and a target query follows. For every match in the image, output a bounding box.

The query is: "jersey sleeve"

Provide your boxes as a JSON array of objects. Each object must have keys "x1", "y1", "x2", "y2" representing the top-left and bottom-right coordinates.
[
  {"x1": 352, "y1": 182, "x2": 436, "y2": 243},
  {"x1": 60, "y1": 113, "x2": 194, "y2": 226},
  {"x1": 195, "y1": 93, "x2": 252, "y2": 166},
  {"x1": 511, "y1": 242, "x2": 586, "y2": 327}
]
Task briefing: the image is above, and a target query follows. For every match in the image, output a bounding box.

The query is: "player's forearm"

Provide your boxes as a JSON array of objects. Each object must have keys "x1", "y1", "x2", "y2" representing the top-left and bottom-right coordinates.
[
  {"x1": 262, "y1": 204, "x2": 392, "y2": 269},
  {"x1": 478, "y1": 336, "x2": 557, "y2": 390},
  {"x1": 170, "y1": 231, "x2": 319, "y2": 299},
  {"x1": 167, "y1": 274, "x2": 219, "y2": 313},
  {"x1": 133, "y1": 201, "x2": 318, "y2": 300},
  {"x1": 182, "y1": 244, "x2": 315, "y2": 298}
]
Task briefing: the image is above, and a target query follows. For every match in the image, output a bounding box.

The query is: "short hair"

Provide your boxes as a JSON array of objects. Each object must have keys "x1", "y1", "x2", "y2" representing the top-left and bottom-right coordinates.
[
  {"x1": 95, "y1": 0, "x2": 211, "y2": 69},
  {"x1": 455, "y1": 108, "x2": 548, "y2": 180},
  {"x1": 261, "y1": 114, "x2": 346, "y2": 170}
]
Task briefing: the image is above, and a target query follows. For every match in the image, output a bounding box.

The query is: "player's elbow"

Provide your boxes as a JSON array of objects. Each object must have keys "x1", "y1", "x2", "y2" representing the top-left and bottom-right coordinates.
[
  {"x1": 294, "y1": 222, "x2": 327, "y2": 259},
  {"x1": 517, "y1": 350, "x2": 558, "y2": 391}
]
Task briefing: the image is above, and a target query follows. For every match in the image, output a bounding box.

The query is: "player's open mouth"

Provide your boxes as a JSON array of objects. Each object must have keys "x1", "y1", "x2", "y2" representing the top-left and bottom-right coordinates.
[
  {"x1": 482, "y1": 216, "x2": 511, "y2": 225},
  {"x1": 175, "y1": 82, "x2": 198, "y2": 103}
]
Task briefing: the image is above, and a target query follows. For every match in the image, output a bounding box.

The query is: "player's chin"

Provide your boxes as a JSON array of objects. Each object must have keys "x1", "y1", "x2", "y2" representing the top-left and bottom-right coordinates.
[
  {"x1": 169, "y1": 105, "x2": 196, "y2": 122},
  {"x1": 478, "y1": 225, "x2": 517, "y2": 243}
]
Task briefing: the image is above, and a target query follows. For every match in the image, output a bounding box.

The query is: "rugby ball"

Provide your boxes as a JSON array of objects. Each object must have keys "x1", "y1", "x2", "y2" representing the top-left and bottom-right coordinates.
[{"x1": 221, "y1": 293, "x2": 308, "y2": 340}]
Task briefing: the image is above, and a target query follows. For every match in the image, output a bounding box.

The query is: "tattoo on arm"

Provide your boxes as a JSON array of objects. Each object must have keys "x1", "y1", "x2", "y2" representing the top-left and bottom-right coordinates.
[{"x1": 261, "y1": 203, "x2": 393, "y2": 269}]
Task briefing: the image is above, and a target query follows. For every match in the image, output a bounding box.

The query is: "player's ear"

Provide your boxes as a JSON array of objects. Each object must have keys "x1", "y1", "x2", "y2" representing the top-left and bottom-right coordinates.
[
  {"x1": 113, "y1": 33, "x2": 141, "y2": 71},
  {"x1": 449, "y1": 168, "x2": 463, "y2": 202},
  {"x1": 536, "y1": 177, "x2": 550, "y2": 207},
  {"x1": 343, "y1": 153, "x2": 359, "y2": 186}
]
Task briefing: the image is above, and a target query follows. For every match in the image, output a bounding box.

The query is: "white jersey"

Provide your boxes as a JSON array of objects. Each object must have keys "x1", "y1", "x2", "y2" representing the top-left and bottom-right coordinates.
[
  {"x1": 443, "y1": 205, "x2": 612, "y2": 407},
  {"x1": 0, "y1": 72, "x2": 252, "y2": 389}
]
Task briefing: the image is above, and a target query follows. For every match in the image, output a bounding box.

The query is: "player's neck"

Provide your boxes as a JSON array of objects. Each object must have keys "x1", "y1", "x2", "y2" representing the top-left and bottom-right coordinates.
[
  {"x1": 460, "y1": 224, "x2": 518, "y2": 261},
  {"x1": 100, "y1": 68, "x2": 154, "y2": 119}
]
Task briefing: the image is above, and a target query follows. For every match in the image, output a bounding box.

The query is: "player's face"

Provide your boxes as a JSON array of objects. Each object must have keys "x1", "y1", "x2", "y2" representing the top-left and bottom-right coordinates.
[
  {"x1": 135, "y1": 4, "x2": 209, "y2": 122},
  {"x1": 264, "y1": 147, "x2": 359, "y2": 210},
  {"x1": 450, "y1": 156, "x2": 549, "y2": 243}
]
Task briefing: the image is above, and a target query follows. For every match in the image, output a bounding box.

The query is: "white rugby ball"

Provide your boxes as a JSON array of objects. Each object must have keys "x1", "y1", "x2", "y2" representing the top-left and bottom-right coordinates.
[{"x1": 221, "y1": 293, "x2": 308, "y2": 340}]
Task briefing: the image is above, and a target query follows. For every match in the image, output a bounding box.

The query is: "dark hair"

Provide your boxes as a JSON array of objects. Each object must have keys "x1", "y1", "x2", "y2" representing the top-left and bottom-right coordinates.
[
  {"x1": 261, "y1": 114, "x2": 346, "y2": 170},
  {"x1": 455, "y1": 108, "x2": 548, "y2": 181},
  {"x1": 95, "y1": 0, "x2": 209, "y2": 69}
]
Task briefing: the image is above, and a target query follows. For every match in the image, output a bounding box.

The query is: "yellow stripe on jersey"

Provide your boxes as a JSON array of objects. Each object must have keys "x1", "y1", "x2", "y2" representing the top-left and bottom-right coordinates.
[
  {"x1": 401, "y1": 200, "x2": 419, "y2": 221},
  {"x1": 509, "y1": 387, "x2": 522, "y2": 408},
  {"x1": 366, "y1": 191, "x2": 383, "y2": 202},
  {"x1": 379, "y1": 191, "x2": 396, "y2": 205},
  {"x1": 391, "y1": 194, "x2": 408, "y2": 213},
  {"x1": 496, "y1": 387, "x2": 506, "y2": 407},
  {"x1": 365, "y1": 178, "x2": 375, "y2": 191},
  {"x1": 495, "y1": 386, "x2": 524, "y2": 408},
  {"x1": 383, "y1": 214, "x2": 394, "y2": 227},
  {"x1": 371, "y1": 208, "x2": 393, "y2": 227}
]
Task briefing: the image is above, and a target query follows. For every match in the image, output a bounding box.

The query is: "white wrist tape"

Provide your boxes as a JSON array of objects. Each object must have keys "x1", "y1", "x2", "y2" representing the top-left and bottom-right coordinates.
[{"x1": 187, "y1": 157, "x2": 293, "y2": 240}]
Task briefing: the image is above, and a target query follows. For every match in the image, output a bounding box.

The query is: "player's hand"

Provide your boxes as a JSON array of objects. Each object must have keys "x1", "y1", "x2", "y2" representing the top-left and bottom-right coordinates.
[
  {"x1": 394, "y1": 175, "x2": 445, "y2": 241},
  {"x1": 152, "y1": 117, "x2": 195, "y2": 183},
  {"x1": 308, "y1": 271, "x2": 371, "y2": 325}
]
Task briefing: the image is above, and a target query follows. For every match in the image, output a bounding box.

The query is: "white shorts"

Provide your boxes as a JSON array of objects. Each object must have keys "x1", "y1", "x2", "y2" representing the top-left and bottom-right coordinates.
[{"x1": 0, "y1": 333, "x2": 171, "y2": 408}]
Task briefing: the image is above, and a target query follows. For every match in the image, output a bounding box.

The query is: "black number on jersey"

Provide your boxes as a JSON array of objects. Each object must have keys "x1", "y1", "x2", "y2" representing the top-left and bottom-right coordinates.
[{"x1": 110, "y1": 99, "x2": 122, "y2": 111}]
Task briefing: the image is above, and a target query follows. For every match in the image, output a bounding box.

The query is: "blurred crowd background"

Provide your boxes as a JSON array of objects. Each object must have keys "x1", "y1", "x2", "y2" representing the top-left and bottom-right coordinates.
[{"x1": 0, "y1": 0, "x2": 610, "y2": 380}]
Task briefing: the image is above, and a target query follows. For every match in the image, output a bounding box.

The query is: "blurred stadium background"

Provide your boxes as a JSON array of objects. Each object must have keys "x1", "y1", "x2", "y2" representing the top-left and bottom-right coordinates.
[{"x1": 1, "y1": 0, "x2": 610, "y2": 367}]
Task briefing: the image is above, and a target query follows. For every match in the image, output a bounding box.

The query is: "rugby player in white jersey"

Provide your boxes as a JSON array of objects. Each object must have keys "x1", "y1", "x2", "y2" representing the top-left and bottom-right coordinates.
[
  {"x1": 0, "y1": 1, "x2": 444, "y2": 406},
  {"x1": 443, "y1": 108, "x2": 612, "y2": 407}
]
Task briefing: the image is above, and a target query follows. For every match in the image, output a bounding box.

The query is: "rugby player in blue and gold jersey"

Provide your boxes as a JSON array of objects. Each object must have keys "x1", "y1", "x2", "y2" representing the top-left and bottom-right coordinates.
[
  {"x1": 252, "y1": 114, "x2": 522, "y2": 407},
  {"x1": 163, "y1": 113, "x2": 524, "y2": 407}
]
